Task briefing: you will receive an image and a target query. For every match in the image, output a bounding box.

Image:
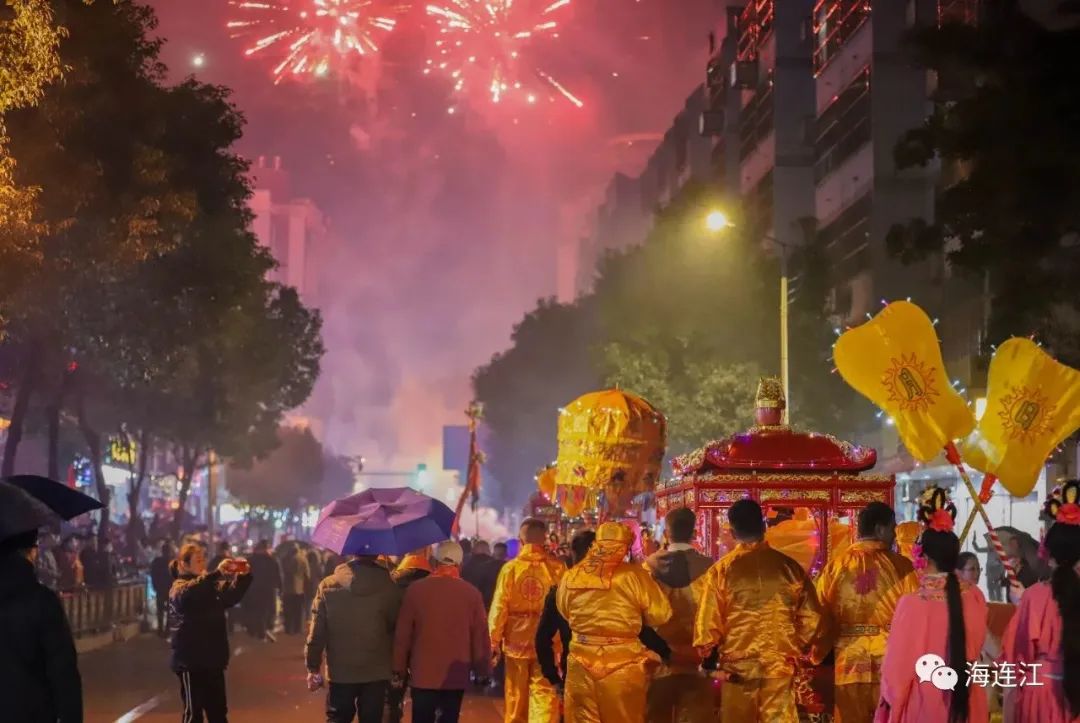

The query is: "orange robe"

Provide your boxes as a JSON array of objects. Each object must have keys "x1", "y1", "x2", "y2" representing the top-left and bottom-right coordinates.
[
  {"x1": 693, "y1": 541, "x2": 823, "y2": 723},
  {"x1": 556, "y1": 524, "x2": 672, "y2": 723},
  {"x1": 811, "y1": 540, "x2": 918, "y2": 723},
  {"x1": 489, "y1": 543, "x2": 565, "y2": 723}
]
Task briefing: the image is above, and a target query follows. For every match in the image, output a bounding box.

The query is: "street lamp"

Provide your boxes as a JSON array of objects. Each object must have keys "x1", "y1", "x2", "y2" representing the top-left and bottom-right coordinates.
[
  {"x1": 704, "y1": 210, "x2": 730, "y2": 233},
  {"x1": 706, "y1": 211, "x2": 794, "y2": 423}
]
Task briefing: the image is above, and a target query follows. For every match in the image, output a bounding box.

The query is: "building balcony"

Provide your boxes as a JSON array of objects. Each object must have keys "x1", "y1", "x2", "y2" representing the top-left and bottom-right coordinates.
[{"x1": 813, "y1": 0, "x2": 871, "y2": 73}]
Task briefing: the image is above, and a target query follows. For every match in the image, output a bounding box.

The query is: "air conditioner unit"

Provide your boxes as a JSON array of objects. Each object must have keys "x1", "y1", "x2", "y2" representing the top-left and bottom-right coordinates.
[
  {"x1": 699, "y1": 110, "x2": 725, "y2": 137},
  {"x1": 729, "y1": 59, "x2": 759, "y2": 90}
]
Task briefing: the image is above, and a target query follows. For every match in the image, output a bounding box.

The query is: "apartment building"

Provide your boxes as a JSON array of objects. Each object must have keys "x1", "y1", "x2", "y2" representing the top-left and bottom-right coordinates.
[{"x1": 575, "y1": 86, "x2": 715, "y2": 297}]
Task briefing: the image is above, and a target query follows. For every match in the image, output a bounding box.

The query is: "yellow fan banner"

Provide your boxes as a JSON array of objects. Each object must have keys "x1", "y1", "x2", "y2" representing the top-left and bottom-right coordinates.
[
  {"x1": 833, "y1": 301, "x2": 974, "y2": 461},
  {"x1": 960, "y1": 338, "x2": 1080, "y2": 497}
]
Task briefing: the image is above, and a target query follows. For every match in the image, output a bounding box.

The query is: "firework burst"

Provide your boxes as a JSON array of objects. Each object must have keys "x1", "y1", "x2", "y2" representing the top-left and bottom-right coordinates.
[
  {"x1": 424, "y1": 0, "x2": 583, "y2": 108},
  {"x1": 228, "y1": 0, "x2": 400, "y2": 83}
]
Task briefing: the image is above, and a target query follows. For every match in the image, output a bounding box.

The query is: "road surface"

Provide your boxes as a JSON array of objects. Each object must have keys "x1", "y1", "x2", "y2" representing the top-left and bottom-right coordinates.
[{"x1": 83, "y1": 631, "x2": 504, "y2": 722}]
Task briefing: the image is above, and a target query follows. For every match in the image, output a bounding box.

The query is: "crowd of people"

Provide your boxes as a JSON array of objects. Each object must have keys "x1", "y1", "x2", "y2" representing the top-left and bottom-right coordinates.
[{"x1": 1, "y1": 481, "x2": 1077, "y2": 723}]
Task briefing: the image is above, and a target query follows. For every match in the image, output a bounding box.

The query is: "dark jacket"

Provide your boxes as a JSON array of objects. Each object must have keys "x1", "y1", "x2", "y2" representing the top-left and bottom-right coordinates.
[
  {"x1": 306, "y1": 560, "x2": 403, "y2": 683},
  {"x1": 150, "y1": 554, "x2": 173, "y2": 594},
  {"x1": 460, "y1": 553, "x2": 504, "y2": 610},
  {"x1": 169, "y1": 570, "x2": 252, "y2": 671},
  {"x1": 393, "y1": 567, "x2": 430, "y2": 591},
  {"x1": 645, "y1": 547, "x2": 714, "y2": 668},
  {"x1": 81, "y1": 547, "x2": 110, "y2": 588},
  {"x1": 534, "y1": 585, "x2": 670, "y2": 687},
  {"x1": 0, "y1": 553, "x2": 82, "y2": 723},
  {"x1": 246, "y1": 552, "x2": 281, "y2": 603}
]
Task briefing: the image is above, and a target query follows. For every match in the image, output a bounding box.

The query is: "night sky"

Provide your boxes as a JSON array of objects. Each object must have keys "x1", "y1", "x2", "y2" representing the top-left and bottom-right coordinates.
[{"x1": 148, "y1": 0, "x2": 719, "y2": 474}]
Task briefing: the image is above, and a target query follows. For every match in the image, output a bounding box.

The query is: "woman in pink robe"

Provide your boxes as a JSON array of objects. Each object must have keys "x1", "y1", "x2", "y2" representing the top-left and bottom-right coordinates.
[
  {"x1": 1003, "y1": 490, "x2": 1080, "y2": 723},
  {"x1": 878, "y1": 500, "x2": 989, "y2": 723}
]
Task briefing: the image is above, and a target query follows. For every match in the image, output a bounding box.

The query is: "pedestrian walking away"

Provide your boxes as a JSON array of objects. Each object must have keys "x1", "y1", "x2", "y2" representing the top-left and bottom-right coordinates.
[
  {"x1": 168, "y1": 543, "x2": 253, "y2": 723},
  {"x1": 244, "y1": 539, "x2": 281, "y2": 641},
  {"x1": 152, "y1": 540, "x2": 178, "y2": 636},
  {"x1": 281, "y1": 544, "x2": 311, "y2": 635},
  {"x1": 393, "y1": 541, "x2": 491, "y2": 723},
  {"x1": 305, "y1": 555, "x2": 403, "y2": 723}
]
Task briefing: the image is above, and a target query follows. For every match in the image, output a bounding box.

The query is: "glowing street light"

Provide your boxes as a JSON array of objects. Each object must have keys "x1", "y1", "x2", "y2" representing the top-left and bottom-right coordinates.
[
  {"x1": 704, "y1": 208, "x2": 793, "y2": 423},
  {"x1": 704, "y1": 210, "x2": 731, "y2": 232}
]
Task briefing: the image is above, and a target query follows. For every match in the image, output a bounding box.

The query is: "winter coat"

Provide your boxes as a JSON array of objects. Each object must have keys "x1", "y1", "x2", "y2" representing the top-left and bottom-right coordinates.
[
  {"x1": 305, "y1": 560, "x2": 403, "y2": 683},
  {"x1": 246, "y1": 552, "x2": 281, "y2": 604},
  {"x1": 281, "y1": 552, "x2": 311, "y2": 597},
  {"x1": 460, "y1": 553, "x2": 504, "y2": 611},
  {"x1": 0, "y1": 553, "x2": 82, "y2": 723},
  {"x1": 168, "y1": 570, "x2": 252, "y2": 671},
  {"x1": 81, "y1": 547, "x2": 111, "y2": 588},
  {"x1": 392, "y1": 572, "x2": 491, "y2": 690},
  {"x1": 644, "y1": 546, "x2": 714, "y2": 671},
  {"x1": 305, "y1": 550, "x2": 321, "y2": 599},
  {"x1": 150, "y1": 554, "x2": 174, "y2": 595}
]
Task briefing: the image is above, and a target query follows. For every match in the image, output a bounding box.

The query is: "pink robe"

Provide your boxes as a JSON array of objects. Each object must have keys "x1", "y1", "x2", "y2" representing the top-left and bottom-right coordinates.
[
  {"x1": 1003, "y1": 581, "x2": 1079, "y2": 723},
  {"x1": 879, "y1": 576, "x2": 989, "y2": 723}
]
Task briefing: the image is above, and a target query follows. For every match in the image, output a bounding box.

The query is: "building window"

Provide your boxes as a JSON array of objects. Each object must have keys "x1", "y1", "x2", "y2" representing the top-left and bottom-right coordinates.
[
  {"x1": 737, "y1": 0, "x2": 775, "y2": 60},
  {"x1": 814, "y1": 67, "x2": 871, "y2": 182},
  {"x1": 818, "y1": 192, "x2": 872, "y2": 279},
  {"x1": 813, "y1": 0, "x2": 870, "y2": 73},
  {"x1": 739, "y1": 73, "x2": 774, "y2": 161}
]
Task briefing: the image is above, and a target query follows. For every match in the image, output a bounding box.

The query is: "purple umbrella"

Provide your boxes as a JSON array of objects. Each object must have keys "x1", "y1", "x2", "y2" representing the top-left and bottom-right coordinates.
[{"x1": 312, "y1": 487, "x2": 456, "y2": 556}]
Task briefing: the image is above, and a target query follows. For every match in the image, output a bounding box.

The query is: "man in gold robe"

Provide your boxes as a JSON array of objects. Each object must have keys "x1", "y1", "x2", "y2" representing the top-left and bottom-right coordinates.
[
  {"x1": 694, "y1": 499, "x2": 822, "y2": 723},
  {"x1": 556, "y1": 521, "x2": 672, "y2": 723},
  {"x1": 810, "y1": 502, "x2": 917, "y2": 723},
  {"x1": 644, "y1": 507, "x2": 714, "y2": 723},
  {"x1": 490, "y1": 518, "x2": 566, "y2": 723}
]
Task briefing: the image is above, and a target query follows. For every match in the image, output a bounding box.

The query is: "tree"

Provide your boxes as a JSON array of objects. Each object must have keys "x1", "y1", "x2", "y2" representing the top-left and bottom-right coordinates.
[
  {"x1": 228, "y1": 426, "x2": 325, "y2": 511},
  {"x1": 887, "y1": 6, "x2": 1080, "y2": 362},
  {"x1": 1, "y1": 0, "x2": 185, "y2": 485},
  {"x1": 319, "y1": 453, "x2": 357, "y2": 507},
  {"x1": 591, "y1": 184, "x2": 777, "y2": 453},
  {"x1": 472, "y1": 297, "x2": 600, "y2": 510}
]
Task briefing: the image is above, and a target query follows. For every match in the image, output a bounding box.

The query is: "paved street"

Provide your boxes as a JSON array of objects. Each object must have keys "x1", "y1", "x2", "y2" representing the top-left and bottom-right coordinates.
[{"x1": 83, "y1": 632, "x2": 504, "y2": 722}]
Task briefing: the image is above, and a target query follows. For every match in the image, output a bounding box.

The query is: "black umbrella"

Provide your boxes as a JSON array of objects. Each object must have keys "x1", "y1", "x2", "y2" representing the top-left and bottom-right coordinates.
[
  {"x1": 0, "y1": 481, "x2": 62, "y2": 540},
  {"x1": 3, "y1": 474, "x2": 103, "y2": 520}
]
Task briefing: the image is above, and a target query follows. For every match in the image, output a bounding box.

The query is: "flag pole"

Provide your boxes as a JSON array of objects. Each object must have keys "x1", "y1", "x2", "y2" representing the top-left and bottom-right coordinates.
[{"x1": 451, "y1": 402, "x2": 484, "y2": 539}]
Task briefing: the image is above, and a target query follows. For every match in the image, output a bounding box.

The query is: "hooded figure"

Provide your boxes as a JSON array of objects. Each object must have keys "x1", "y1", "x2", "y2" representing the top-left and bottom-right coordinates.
[
  {"x1": 643, "y1": 507, "x2": 715, "y2": 723},
  {"x1": 556, "y1": 522, "x2": 672, "y2": 723},
  {"x1": 305, "y1": 556, "x2": 403, "y2": 723}
]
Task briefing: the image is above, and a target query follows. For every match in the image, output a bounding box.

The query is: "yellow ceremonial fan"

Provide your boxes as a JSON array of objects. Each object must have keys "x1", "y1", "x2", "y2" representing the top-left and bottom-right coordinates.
[
  {"x1": 960, "y1": 338, "x2": 1080, "y2": 497},
  {"x1": 833, "y1": 301, "x2": 974, "y2": 462}
]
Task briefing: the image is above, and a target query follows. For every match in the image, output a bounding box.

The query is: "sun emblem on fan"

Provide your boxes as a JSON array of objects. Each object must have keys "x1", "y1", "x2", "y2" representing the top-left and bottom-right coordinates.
[
  {"x1": 998, "y1": 385, "x2": 1054, "y2": 444},
  {"x1": 882, "y1": 354, "x2": 939, "y2": 412}
]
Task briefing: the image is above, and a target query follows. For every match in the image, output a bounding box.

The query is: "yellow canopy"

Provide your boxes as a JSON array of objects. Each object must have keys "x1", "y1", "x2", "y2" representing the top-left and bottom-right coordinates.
[{"x1": 555, "y1": 389, "x2": 666, "y2": 506}]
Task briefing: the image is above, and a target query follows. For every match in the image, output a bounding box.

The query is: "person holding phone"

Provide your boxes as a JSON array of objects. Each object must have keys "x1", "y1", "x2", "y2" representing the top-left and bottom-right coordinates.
[{"x1": 168, "y1": 543, "x2": 253, "y2": 723}]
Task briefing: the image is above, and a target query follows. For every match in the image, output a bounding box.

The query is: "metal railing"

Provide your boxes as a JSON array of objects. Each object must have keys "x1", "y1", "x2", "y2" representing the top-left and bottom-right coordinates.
[{"x1": 60, "y1": 581, "x2": 147, "y2": 638}]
